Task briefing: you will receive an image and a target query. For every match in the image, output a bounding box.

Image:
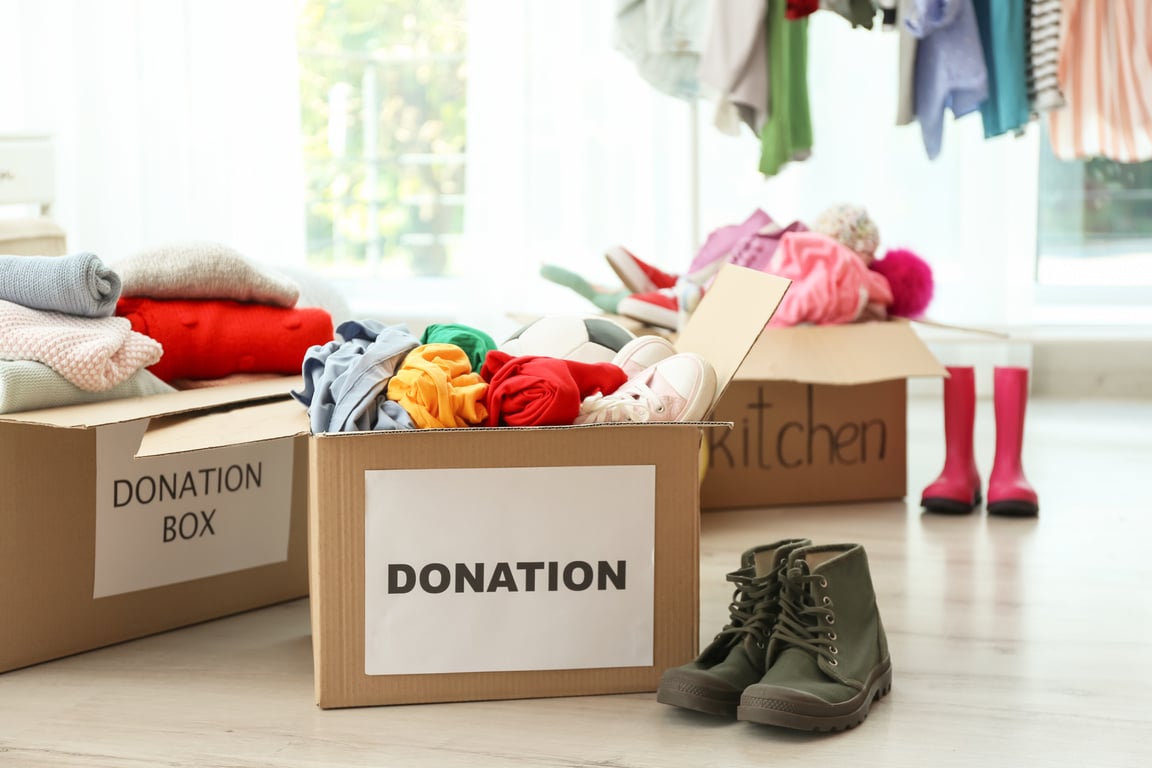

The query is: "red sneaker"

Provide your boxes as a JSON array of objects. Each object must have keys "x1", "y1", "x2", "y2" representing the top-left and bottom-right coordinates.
[
  {"x1": 616, "y1": 288, "x2": 680, "y2": 331},
  {"x1": 605, "y1": 246, "x2": 679, "y2": 294}
]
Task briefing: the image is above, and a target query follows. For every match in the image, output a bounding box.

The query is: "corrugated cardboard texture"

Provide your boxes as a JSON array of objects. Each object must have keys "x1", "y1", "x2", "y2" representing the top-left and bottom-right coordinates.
[
  {"x1": 137, "y1": 398, "x2": 310, "y2": 457},
  {"x1": 735, "y1": 322, "x2": 946, "y2": 384},
  {"x1": 309, "y1": 425, "x2": 701, "y2": 709},
  {"x1": 0, "y1": 422, "x2": 309, "y2": 673},
  {"x1": 701, "y1": 380, "x2": 907, "y2": 509}
]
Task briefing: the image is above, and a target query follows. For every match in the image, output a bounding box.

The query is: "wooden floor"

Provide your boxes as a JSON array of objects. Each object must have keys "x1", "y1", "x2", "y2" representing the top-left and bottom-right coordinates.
[{"x1": 2, "y1": 395, "x2": 1150, "y2": 767}]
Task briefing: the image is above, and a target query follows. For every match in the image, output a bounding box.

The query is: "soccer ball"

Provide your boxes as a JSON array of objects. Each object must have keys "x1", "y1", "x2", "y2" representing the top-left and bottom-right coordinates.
[{"x1": 500, "y1": 315, "x2": 636, "y2": 363}]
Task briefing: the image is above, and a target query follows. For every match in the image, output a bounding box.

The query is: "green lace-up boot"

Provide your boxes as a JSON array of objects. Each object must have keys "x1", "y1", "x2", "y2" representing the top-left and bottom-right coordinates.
[
  {"x1": 656, "y1": 538, "x2": 811, "y2": 717},
  {"x1": 737, "y1": 543, "x2": 891, "y2": 732}
]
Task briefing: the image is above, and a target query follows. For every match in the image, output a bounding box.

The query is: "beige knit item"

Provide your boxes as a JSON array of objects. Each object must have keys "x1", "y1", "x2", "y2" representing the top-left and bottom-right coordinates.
[
  {"x1": 0, "y1": 299, "x2": 163, "y2": 392},
  {"x1": 114, "y1": 241, "x2": 301, "y2": 307},
  {"x1": 1, "y1": 360, "x2": 175, "y2": 414}
]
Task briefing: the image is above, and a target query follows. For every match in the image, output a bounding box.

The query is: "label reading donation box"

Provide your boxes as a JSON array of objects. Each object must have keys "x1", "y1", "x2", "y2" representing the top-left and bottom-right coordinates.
[
  {"x1": 93, "y1": 420, "x2": 295, "y2": 598},
  {"x1": 363, "y1": 465, "x2": 656, "y2": 676}
]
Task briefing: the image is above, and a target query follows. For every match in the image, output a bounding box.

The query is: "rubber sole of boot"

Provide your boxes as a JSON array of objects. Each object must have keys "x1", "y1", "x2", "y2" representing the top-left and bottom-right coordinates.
[
  {"x1": 922, "y1": 489, "x2": 982, "y2": 515},
  {"x1": 736, "y1": 659, "x2": 892, "y2": 732},
  {"x1": 656, "y1": 672, "x2": 742, "y2": 718},
  {"x1": 987, "y1": 498, "x2": 1039, "y2": 516}
]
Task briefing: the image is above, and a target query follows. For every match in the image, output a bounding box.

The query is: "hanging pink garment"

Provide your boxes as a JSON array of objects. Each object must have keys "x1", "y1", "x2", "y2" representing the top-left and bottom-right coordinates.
[{"x1": 1046, "y1": 0, "x2": 1152, "y2": 162}]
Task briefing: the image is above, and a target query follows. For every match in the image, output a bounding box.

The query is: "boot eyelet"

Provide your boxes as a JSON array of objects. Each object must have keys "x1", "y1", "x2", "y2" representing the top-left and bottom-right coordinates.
[
  {"x1": 830, "y1": 646, "x2": 838, "y2": 655},
  {"x1": 819, "y1": 577, "x2": 828, "y2": 588},
  {"x1": 829, "y1": 659, "x2": 838, "y2": 667},
  {"x1": 822, "y1": 596, "x2": 832, "y2": 606},
  {"x1": 828, "y1": 632, "x2": 837, "y2": 641},
  {"x1": 826, "y1": 616, "x2": 835, "y2": 625}
]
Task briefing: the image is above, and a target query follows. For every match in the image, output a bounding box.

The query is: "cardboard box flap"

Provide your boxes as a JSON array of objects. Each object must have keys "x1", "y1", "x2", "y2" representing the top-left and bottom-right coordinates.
[
  {"x1": 734, "y1": 321, "x2": 947, "y2": 384},
  {"x1": 674, "y1": 265, "x2": 791, "y2": 414},
  {"x1": 0, "y1": 376, "x2": 301, "y2": 428},
  {"x1": 136, "y1": 397, "x2": 310, "y2": 457}
]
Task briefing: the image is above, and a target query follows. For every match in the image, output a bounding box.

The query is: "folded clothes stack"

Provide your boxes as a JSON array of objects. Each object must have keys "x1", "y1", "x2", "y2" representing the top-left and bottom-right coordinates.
[
  {"x1": 0, "y1": 252, "x2": 174, "y2": 413},
  {"x1": 112, "y1": 241, "x2": 334, "y2": 386},
  {"x1": 0, "y1": 242, "x2": 336, "y2": 413}
]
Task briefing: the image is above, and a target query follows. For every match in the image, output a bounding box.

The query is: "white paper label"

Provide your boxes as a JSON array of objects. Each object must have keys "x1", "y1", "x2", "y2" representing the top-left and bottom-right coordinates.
[
  {"x1": 93, "y1": 420, "x2": 294, "y2": 598},
  {"x1": 363, "y1": 465, "x2": 656, "y2": 676}
]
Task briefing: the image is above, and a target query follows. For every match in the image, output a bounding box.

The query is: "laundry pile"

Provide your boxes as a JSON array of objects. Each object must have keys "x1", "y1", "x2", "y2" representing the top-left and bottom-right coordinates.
[
  {"x1": 542, "y1": 203, "x2": 934, "y2": 332},
  {"x1": 292, "y1": 316, "x2": 717, "y2": 434},
  {"x1": 0, "y1": 243, "x2": 335, "y2": 413}
]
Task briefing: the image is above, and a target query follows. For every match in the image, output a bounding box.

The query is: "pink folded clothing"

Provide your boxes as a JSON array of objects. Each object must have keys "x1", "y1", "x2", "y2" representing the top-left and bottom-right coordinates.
[
  {"x1": 687, "y1": 208, "x2": 775, "y2": 276},
  {"x1": 0, "y1": 299, "x2": 163, "y2": 392},
  {"x1": 116, "y1": 297, "x2": 333, "y2": 383},
  {"x1": 725, "y1": 220, "x2": 808, "y2": 273},
  {"x1": 480, "y1": 351, "x2": 628, "y2": 427},
  {"x1": 766, "y1": 232, "x2": 893, "y2": 327}
]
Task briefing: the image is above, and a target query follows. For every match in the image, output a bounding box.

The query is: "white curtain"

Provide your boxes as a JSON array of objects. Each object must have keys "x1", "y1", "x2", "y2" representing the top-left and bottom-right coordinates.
[{"x1": 0, "y1": 0, "x2": 305, "y2": 267}]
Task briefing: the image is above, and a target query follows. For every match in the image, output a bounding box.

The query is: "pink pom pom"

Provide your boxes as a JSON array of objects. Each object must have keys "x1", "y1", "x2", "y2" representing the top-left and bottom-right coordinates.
[{"x1": 870, "y1": 248, "x2": 934, "y2": 318}]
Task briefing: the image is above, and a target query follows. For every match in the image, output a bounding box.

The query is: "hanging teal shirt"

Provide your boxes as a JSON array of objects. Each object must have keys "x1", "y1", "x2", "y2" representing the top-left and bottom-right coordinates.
[{"x1": 971, "y1": 0, "x2": 1031, "y2": 138}]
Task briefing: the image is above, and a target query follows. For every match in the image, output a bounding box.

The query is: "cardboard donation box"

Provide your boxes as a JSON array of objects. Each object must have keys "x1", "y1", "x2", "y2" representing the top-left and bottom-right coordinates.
[
  {"x1": 0, "y1": 378, "x2": 309, "y2": 673},
  {"x1": 701, "y1": 322, "x2": 946, "y2": 510},
  {"x1": 236, "y1": 265, "x2": 787, "y2": 709}
]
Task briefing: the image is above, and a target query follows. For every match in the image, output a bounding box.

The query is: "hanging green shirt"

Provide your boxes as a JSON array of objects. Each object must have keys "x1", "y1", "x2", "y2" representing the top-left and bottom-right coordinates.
[{"x1": 759, "y1": 0, "x2": 814, "y2": 177}]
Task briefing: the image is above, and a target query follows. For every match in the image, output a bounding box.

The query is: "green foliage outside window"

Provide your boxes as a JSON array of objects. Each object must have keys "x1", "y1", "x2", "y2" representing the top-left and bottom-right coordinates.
[
  {"x1": 297, "y1": 0, "x2": 467, "y2": 276},
  {"x1": 1038, "y1": 123, "x2": 1152, "y2": 257}
]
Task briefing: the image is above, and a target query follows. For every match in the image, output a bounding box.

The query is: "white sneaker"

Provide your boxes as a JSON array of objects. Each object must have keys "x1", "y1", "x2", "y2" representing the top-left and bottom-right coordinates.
[
  {"x1": 611, "y1": 334, "x2": 678, "y2": 378},
  {"x1": 575, "y1": 353, "x2": 717, "y2": 424}
]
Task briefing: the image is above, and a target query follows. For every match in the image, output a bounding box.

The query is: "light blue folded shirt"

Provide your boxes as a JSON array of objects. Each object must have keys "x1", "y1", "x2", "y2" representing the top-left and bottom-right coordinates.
[
  {"x1": 0, "y1": 252, "x2": 122, "y2": 317},
  {"x1": 292, "y1": 319, "x2": 420, "y2": 434}
]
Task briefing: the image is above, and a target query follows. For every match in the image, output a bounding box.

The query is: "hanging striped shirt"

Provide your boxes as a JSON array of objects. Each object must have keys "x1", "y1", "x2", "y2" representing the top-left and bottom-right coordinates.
[
  {"x1": 1047, "y1": 0, "x2": 1152, "y2": 162},
  {"x1": 1027, "y1": 0, "x2": 1064, "y2": 113}
]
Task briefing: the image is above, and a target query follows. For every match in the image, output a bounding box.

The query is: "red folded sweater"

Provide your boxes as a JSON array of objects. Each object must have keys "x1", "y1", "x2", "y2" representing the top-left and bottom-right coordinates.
[{"x1": 116, "y1": 297, "x2": 334, "y2": 383}]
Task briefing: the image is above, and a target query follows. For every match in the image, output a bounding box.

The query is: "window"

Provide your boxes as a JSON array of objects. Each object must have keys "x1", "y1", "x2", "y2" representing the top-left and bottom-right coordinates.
[
  {"x1": 1036, "y1": 123, "x2": 1152, "y2": 289},
  {"x1": 297, "y1": 0, "x2": 468, "y2": 280}
]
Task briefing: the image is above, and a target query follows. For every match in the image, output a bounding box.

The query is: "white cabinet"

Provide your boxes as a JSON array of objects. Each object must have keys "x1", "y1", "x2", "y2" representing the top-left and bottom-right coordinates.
[
  {"x1": 0, "y1": 133, "x2": 56, "y2": 217},
  {"x1": 0, "y1": 133, "x2": 66, "y2": 255}
]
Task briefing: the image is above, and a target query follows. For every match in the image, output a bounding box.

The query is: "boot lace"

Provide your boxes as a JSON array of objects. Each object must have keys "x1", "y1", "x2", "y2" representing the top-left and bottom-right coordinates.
[
  {"x1": 578, "y1": 386, "x2": 665, "y2": 423},
  {"x1": 771, "y1": 561, "x2": 840, "y2": 666},
  {"x1": 714, "y1": 566, "x2": 781, "y2": 650}
]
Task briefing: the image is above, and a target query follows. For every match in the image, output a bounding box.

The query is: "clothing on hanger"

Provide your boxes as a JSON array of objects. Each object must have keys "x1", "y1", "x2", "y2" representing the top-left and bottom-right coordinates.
[
  {"x1": 697, "y1": 0, "x2": 770, "y2": 136},
  {"x1": 759, "y1": 0, "x2": 814, "y2": 176},
  {"x1": 613, "y1": 0, "x2": 710, "y2": 100},
  {"x1": 1026, "y1": 0, "x2": 1065, "y2": 114},
  {"x1": 971, "y1": 0, "x2": 1031, "y2": 139},
  {"x1": 904, "y1": 0, "x2": 989, "y2": 160},
  {"x1": 1046, "y1": 0, "x2": 1152, "y2": 162}
]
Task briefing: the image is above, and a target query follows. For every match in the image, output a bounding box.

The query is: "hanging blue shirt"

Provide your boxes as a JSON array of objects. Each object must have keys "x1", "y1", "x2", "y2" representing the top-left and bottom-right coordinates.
[{"x1": 905, "y1": 0, "x2": 989, "y2": 159}]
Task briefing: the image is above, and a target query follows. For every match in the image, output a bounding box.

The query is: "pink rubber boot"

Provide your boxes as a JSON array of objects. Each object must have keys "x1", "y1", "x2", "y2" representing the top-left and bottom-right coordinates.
[
  {"x1": 921, "y1": 366, "x2": 982, "y2": 514},
  {"x1": 986, "y1": 366, "x2": 1040, "y2": 516}
]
